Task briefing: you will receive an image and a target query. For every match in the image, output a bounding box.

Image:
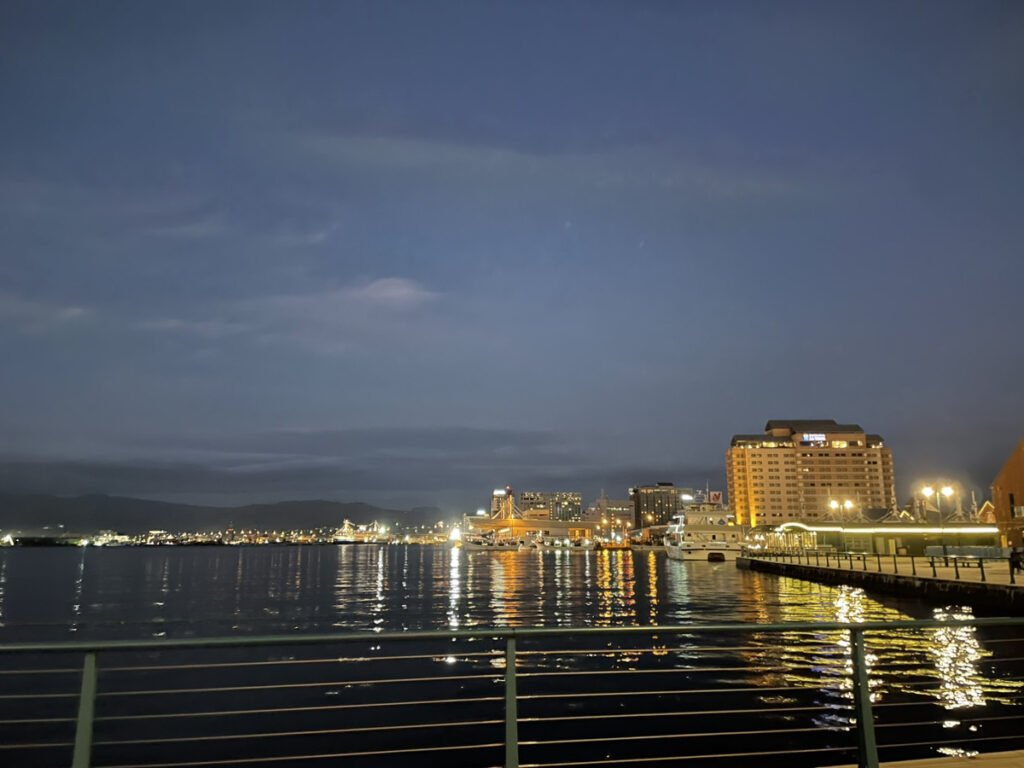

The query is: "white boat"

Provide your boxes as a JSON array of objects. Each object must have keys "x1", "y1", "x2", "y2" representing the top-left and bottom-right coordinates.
[
  {"x1": 460, "y1": 536, "x2": 522, "y2": 551},
  {"x1": 664, "y1": 502, "x2": 744, "y2": 562},
  {"x1": 530, "y1": 536, "x2": 594, "y2": 550}
]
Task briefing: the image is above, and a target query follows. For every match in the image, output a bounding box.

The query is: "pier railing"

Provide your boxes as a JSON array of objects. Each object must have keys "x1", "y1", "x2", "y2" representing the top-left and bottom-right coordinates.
[
  {"x1": 753, "y1": 549, "x2": 1021, "y2": 585},
  {"x1": 3, "y1": 618, "x2": 1024, "y2": 768}
]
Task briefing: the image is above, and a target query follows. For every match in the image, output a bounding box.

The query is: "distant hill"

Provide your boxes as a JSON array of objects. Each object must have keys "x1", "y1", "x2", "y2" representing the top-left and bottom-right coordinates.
[{"x1": 0, "y1": 493, "x2": 446, "y2": 534}]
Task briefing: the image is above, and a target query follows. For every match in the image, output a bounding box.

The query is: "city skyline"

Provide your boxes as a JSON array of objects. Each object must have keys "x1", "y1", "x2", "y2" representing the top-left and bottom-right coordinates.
[{"x1": 2, "y1": 2, "x2": 1023, "y2": 512}]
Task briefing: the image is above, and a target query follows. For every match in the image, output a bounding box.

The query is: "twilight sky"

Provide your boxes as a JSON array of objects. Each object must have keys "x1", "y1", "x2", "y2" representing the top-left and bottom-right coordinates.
[{"x1": 1, "y1": 1, "x2": 1022, "y2": 512}]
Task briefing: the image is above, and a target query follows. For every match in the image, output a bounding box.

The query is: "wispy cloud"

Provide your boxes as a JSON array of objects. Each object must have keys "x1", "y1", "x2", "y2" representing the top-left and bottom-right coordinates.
[
  {"x1": 297, "y1": 132, "x2": 805, "y2": 202},
  {"x1": 0, "y1": 294, "x2": 92, "y2": 334},
  {"x1": 136, "y1": 318, "x2": 251, "y2": 339},
  {"x1": 148, "y1": 210, "x2": 228, "y2": 239},
  {"x1": 134, "y1": 277, "x2": 441, "y2": 355}
]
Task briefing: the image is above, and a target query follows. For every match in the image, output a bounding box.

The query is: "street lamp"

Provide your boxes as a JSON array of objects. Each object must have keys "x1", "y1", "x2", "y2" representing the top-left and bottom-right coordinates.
[{"x1": 921, "y1": 485, "x2": 955, "y2": 520}]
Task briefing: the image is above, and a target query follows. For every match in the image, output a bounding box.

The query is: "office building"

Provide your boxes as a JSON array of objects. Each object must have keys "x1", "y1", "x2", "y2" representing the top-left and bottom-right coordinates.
[
  {"x1": 584, "y1": 495, "x2": 633, "y2": 522},
  {"x1": 520, "y1": 491, "x2": 584, "y2": 522},
  {"x1": 992, "y1": 439, "x2": 1024, "y2": 547},
  {"x1": 726, "y1": 419, "x2": 896, "y2": 527},
  {"x1": 629, "y1": 483, "x2": 690, "y2": 528},
  {"x1": 490, "y1": 487, "x2": 517, "y2": 519}
]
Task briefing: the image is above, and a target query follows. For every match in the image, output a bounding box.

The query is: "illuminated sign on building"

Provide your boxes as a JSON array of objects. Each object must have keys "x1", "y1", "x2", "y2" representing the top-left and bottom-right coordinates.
[{"x1": 802, "y1": 433, "x2": 827, "y2": 442}]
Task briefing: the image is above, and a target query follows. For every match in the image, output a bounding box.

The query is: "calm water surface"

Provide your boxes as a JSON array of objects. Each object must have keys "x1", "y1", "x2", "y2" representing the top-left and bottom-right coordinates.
[
  {"x1": 1, "y1": 545, "x2": 1021, "y2": 767},
  {"x1": 0, "y1": 544, "x2": 972, "y2": 637}
]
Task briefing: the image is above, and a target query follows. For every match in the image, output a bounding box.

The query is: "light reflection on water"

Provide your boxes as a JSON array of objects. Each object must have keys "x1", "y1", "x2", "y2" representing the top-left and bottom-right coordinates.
[{"x1": 0, "y1": 545, "x2": 1020, "y2": 714}]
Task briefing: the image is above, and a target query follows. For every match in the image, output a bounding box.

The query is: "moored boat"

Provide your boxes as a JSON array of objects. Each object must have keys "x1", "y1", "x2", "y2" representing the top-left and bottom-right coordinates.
[{"x1": 664, "y1": 499, "x2": 744, "y2": 562}]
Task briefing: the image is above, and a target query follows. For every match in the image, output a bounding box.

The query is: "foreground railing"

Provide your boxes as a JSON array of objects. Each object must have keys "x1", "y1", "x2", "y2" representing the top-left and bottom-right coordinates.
[{"x1": 2, "y1": 618, "x2": 1024, "y2": 768}]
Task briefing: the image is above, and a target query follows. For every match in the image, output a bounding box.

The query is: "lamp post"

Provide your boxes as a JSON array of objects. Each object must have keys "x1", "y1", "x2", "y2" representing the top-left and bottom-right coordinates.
[
  {"x1": 921, "y1": 485, "x2": 954, "y2": 520},
  {"x1": 922, "y1": 484, "x2": 955, "y2": 553},
  {"x1": 829, "y1": 499, "x2": 856, "y2": 521}
]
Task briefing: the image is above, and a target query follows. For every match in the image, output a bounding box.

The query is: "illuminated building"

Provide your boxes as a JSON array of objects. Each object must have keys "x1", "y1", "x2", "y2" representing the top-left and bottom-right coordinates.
[
  {"x1": 519, "y1": 491, "x2": 583, "y2": 521},
  {"x1": 629, "y1": 483, "x2": 691, "y2": 529},
  {"x1": 992, "y1": 439, "x2": 1024, "y2": 546},
  {"x1": 727, "y1": 419, "x2": 896, "y2": 527},
  {"x1": 583, "y1": 495, "x2": 633, "y2": 523},
  {"x1": 490, "y1": 487, "x2": 517, "y2": 519},
  {"x1": 761, "y1": 521, "x2": 1000, "y2": 556}
]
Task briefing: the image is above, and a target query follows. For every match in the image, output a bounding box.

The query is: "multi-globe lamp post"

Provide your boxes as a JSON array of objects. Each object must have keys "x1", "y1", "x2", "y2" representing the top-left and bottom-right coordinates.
[{"x1": 920, "y1": 484, "x2": 955, "y2": 520}]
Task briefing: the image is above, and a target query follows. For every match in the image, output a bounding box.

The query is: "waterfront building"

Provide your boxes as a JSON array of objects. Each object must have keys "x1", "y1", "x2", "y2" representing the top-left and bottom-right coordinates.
[
  {"x1": 519, "y1": 491, "x2": 583, "y2": 521},
  {"x1": 992, "y1": 439, "x2": 1024, "y2": 546},
  {"x1": 583, "y1": 495, "x2": 633, "y2": 523},
  {"x1": 490, "y1": 486, "x2": 518, "y2": 519},
  {"x1": 754, "y1": 520, "x2": 1000, "y2": 556},
  {"x1": 727, "y1": 419, "x2": 896, "y2": 527},
  {"x1": 629, "y1": 483, "x2": 692, "y2": 529}
]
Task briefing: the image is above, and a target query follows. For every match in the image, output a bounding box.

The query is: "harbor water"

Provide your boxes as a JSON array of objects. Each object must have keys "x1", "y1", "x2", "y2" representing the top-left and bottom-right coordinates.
[{"x1": 1, "y1": 545, "x2": 1022, "y2": 767}]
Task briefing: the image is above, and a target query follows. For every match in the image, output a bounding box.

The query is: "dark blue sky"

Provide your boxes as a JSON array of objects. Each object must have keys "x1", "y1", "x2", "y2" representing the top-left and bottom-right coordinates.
[{"x1": 1, "y1": 1, "x2": 1022, "y2": 511}]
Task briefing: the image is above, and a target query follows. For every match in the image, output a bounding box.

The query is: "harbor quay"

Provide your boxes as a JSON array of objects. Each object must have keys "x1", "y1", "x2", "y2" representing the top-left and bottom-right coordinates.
[{"x1": 740, "y1": 552, "x2": 1024, "y2": 613}]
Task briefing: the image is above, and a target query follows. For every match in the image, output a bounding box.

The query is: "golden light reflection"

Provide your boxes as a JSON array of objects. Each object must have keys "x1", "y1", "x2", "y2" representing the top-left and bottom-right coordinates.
[
  {"x1": 741, "y1": 576, "x2": 1022, "y2": 722},
  {"x1": 447, "y1": 546, "x2": 461, "y2": 630},
  {"x1": 647, "y1": 550, "x2": 658, "y2": 627},
  {"x1": 371, "y1": 546, "x2": 385, "y2": 630},
  {"x1": 928, "y1": 608, "x2": 986, "y2": 710}
]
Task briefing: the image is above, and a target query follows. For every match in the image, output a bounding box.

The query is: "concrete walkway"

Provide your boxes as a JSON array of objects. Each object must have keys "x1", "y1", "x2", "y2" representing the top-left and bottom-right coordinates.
[
  {"x1": 754, "y1": 553, "x2": 1023, "y2": 589},
  {"x1": 831, "y1": 749, "x2": 1024, "y2": 767}
]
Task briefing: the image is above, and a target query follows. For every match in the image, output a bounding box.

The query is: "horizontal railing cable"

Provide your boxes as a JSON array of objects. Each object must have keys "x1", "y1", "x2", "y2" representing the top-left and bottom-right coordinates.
[
  {"x1": 102, "y1": 650, "x2": 499, "y2": 673},
  {"x1": 518, "y1": 744, "x2": 855, "y2": 767},
  {"x1": 94, "y1": 741, "x2": 506, "y2": 768},
  {"x1": 97, "y1": 671, "x2": 499, "y2": 696},
  {"x1": 94, "y1": 694, "x2": 503, "y2": 721},
  {"x1": 93, "y1": 718, "x2": 504, "y2": 747}
]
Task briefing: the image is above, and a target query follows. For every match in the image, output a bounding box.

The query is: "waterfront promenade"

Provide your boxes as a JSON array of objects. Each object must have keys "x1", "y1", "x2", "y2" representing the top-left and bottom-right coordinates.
[
  {"x1": 835, "y1": 750, "x2": 1024, "y2": 768},
  {"x1": 741, "y1": 552, "x2": 1024, "y2": 612}
]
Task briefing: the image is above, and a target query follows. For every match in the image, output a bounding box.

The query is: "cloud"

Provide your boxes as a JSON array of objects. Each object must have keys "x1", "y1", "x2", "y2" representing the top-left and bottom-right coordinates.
[
  {"x1": 134, "y1": 277, "x2": 440, "y2": 355},
  {"x1": 136, "y1": 318, "x2": 251, "y2": 339},
  {"x1": 296, "y1": 131, "x2": 804, "y2": 203},
  {"x1": 0, "y1": 425, "x2": 724, "y2": 509},
  {"x1": 0, "y1": 294, "x2": 93, "y2": 334},
  {"x1": 148, "y1": 210, "x2": 228, "y2": 239}
]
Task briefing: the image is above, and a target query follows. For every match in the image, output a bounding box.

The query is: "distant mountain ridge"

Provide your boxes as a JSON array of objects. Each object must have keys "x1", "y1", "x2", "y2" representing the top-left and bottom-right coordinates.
[{"x1": 0, "y1": 493, "x2": 445, "y2": 534}]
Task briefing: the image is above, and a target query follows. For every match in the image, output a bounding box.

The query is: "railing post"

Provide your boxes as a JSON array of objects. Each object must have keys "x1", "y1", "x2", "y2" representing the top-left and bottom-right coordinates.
[
  {"x1": 862, "y1": 555, "x2": 867, "y2": 571},
  {"x1": 825, "y1": 553, "x2": 830, "y2": 567},
  {"x1": 72, "y1": 652, "x2": 97, "y2": 768},
  {"x1": 505, "y1": 637, "x2": 519, "y2": 768},
  {"x1": 892, "y1": 554, "x2": 898, "y2": 574},
  {"x1": 930, "y1": 558, "x2": 937, "y2": 578},
  {"x1": 979, "y1": 559, "x2": 986, "y2": 583},
  {"x1": 876, "y1": 554, "x2": 881, "y2": 572},
  {"x1": 953, "y1": 558, "x2": 960, "y2": 580},
  {"x1": 911, "y1": 555, "x2": 916, "y2": 576},
  {"x1": 851, "y1": 628, "x2": 879, "y2": 768},
  {"x1": 1011, "y1": 556, "x2": 1016, "y2": 585}
]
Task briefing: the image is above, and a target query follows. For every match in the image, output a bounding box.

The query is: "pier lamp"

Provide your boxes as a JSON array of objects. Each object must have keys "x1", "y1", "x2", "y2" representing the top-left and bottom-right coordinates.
[{"x1": 921, "y1": 485, "x2": 955, "y2": 519}]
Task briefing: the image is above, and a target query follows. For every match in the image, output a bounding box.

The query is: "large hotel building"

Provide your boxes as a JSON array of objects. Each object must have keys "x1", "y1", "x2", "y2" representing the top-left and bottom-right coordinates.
[{"x1": 727, "y1": 420, "x2": 896, "y2": 527}]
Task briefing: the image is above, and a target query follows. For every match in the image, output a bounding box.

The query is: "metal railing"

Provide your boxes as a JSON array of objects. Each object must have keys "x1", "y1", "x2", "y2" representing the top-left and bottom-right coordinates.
[
  {"x1": 752, "y1": 550, "x2": 1023, "y2": 585},
  {"x1": 2, "y1": 618, "x2": 1024, "y2": 768}
]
